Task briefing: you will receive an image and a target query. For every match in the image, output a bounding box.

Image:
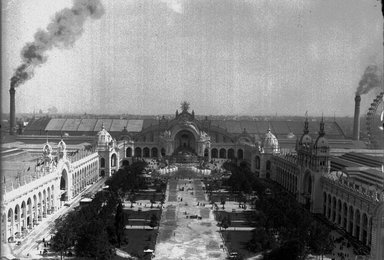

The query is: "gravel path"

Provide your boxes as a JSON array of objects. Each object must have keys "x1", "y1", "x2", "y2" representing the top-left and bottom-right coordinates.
[{"x1": 154, "y1": 174, "x2": 227, "y2": 260}]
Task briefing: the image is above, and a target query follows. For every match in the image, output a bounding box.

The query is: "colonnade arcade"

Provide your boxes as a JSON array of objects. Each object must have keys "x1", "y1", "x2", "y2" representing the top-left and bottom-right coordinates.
[
  {"x1": 2, "y1": 182, "x2": 56, "y2": 243},
  {"x1": 322, "y1": 191, "x2": 373, "y2": 246},
  {"x1": 126, "y1": 146, "x2": 244, "y2": 160}
]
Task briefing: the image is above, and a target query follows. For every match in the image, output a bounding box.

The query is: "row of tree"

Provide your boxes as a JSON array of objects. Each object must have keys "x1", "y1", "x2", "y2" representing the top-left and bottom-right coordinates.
[
  {"x1": 222, "y1": 162, "x2": 334, "y2": 260},
  {"x1": 50, "y1": 161, "x2": 149, "y2": 259}
]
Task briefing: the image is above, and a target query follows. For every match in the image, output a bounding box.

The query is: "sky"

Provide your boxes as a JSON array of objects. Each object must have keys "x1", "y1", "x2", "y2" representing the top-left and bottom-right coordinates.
[{"x1": 1, "y1": 0, "x2": 383, "y2": 116}]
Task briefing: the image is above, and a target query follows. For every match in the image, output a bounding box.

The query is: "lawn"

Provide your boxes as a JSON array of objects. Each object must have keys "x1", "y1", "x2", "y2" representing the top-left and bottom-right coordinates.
[
  {"x1": 119, "y1": 229, "x2": 158, "y2": 259},
  {"x1": 221, "y1": 230, "x2": 254, "y2": 259},
  {"x1": 123, "y1": 209, "x2": 162, "y2": 226},
  {"x1": 215, "y1": 211, "x2": 257, "y2": 227}
]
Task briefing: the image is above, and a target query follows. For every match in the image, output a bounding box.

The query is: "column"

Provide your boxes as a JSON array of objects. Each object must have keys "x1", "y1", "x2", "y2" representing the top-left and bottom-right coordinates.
[
  {"x1": 208, "y1": 147, "x2": 211, "y2": 161},
  {"x1": 2, "y1": 214, "x2": 7, "y2": 243},
  {"x1": 359, "y1": 212, "x2": 364, "y2": 241},
  {"x1": 43, "y1": 195, "x2": 47, "y2": 217}
]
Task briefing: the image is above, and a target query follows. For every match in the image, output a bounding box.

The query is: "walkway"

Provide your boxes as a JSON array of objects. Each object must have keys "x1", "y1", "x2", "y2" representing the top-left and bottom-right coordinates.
[{"x1": 154, "y1": 176, "x2": 228, "y2": 260}]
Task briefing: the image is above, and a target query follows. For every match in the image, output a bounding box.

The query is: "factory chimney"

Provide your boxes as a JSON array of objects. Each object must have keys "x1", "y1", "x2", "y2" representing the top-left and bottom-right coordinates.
[
  {"x1": 9, "y1": 87, "x2": 16, "y2": 135},
  {"x1": 353, "y1": 95, "x2": 361, "y2": 141}
]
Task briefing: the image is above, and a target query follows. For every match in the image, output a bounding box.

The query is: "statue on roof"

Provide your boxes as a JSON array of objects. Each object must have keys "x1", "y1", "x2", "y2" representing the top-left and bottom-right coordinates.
[{"x1": 181, "y1": 101, "x2": 190, "y2": 112}]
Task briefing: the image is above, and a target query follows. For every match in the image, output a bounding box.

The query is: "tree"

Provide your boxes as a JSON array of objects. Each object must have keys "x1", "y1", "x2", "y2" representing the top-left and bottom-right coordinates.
[
  {"x1": 221, "y1": 197, "x2": 226, "y2": 209},
  {"x1": 247, "y1": 227, "x2": 276, "y2": 253},
  {"x1": 114, "y1": 201, "x2": 125, "y2": 247},
  {"x1": 149, "y1": 214, "x2": 158, "y2": 229},
  {"x1": 51, "y1": 215, "x2": 77, "y2": 260},
  {"x1": 75, "y1": 218, "x2": 114, "y2": 259},
  {"x1": 263, "y1": 239, "x2": 303, "y2": 260},
  {"x1": 47, "y1": 106, "x2": 58, "y2": 114},
  {"x1": 307, "y1": 221, "x2": 334, "y2": 257},
  {"x1": 221, "y1": 215, "x2": 230, "y2": 231}
]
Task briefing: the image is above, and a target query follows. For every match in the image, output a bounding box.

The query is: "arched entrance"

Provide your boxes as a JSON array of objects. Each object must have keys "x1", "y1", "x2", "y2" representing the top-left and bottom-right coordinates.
[
  {"x1": 111, "y1": 154, "x2": 117, "y2": 167},
  {"x1": 60, "y1": 169, "x2": 68, "y2": 201},
  {"x1": 174, "y1": 130, "x2": 196, "y2": 154}
]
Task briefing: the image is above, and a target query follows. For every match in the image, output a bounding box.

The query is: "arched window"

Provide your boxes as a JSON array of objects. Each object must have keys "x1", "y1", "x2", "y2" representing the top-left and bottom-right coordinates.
[
  {"x1": 111, "y1": 154, "x2": 117, "y2": 167},
  {"x1": 126, "y1": 147, "x2": 132, "y2": 157},
  {"x1": 323, "y1": 193, "x2": 327, "y2": 216},
  {"x1": 143, "y1": 147, "x2": 150, "y2": 158},
  {"x1": 255, "y1": 156, "x2": 260, "y2": 169},
  {"x1": 349, "y1": 206, "x2": 354, "y2": 234},
  {"x1": 100, "y1": 157, "x2": 105, "y2": 168},
  {"x1": 211, "y1": 148, "x2": 218, "y2": 159},
  {"x1": 151, "y1": 147, "x2": 158, "y2": 158},
  {"x1": 204, "y1": 148, "x2": 209, "y2": 157},
  {"x1": 161, "y1": 148, "x2": 166, "y2": 157},
  {"x1": 332, "y1": 197, "x2": 336, "y2": 222},
  {"x1": 266, "y1": 160, "x2": 271, "y2": 170}
]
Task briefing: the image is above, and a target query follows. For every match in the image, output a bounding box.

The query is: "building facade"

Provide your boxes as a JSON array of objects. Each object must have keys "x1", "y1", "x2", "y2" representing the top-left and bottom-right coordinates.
[{"x1": 253, "y1": 117, "x2": 384, "y2": 260}]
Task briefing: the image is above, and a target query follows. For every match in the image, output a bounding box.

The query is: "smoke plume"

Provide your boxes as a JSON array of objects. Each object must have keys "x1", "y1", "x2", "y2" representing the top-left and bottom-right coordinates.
[
  {"x1": 10, "y1": 0, "x2": 105, "y2": 89},
  {"x1": 356, "y1": 65, "x2": 383, "y2": 95}
]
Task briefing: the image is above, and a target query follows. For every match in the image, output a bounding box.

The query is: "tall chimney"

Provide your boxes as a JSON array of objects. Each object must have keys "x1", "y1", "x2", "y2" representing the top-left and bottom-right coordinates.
[
  {"x1": 9, "y1": 87, "x2": 15, "y2": 135},
  {"x1": 353, "y1": 95, "x2": 361, "y2": 141}
]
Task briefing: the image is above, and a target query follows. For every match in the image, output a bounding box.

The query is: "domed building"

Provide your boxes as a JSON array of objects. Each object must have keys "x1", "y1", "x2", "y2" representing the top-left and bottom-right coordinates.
[
  {"x1": 261, "y1": 128, "x2": 280, "y2": 154},
  {"x1": 96, "y1": 124, "x2": 120, "y2": 177},
  {"x1": 57, "y1": 139, "x2": 67, "y2": 160}
]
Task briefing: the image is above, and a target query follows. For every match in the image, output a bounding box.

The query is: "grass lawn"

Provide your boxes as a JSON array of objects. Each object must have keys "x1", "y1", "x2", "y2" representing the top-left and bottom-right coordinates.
[
  {"x1": 221, "y1": 230, "x2": 254, "y2": 259},
  {"x1": 123, "y1": 209, "x2": 162, "y2": 226},
  {"x1": 119, "y1": 229, "x2": 158, "y2": 259},
  {"x1": 215, "y1": 211, "x2": 257, "y2": 227}
]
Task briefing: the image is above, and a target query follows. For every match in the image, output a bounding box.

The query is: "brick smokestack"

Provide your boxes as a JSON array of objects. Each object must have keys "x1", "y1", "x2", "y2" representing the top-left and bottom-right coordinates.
[
  {"x1": 9, "y1": 87, "x2": 15, "y2": 135},
  {"x1": 353, "y1": 95, "x2": 361, "y2": 141}
]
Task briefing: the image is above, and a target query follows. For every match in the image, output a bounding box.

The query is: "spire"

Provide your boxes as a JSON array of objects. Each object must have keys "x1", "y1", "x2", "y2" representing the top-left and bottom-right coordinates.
[
  {"x1": 319, "y1": 114, "x2": 325, "y2": 137},
  {"x1": 303, "y1": 111, "x2": 309, "y2": 134}
]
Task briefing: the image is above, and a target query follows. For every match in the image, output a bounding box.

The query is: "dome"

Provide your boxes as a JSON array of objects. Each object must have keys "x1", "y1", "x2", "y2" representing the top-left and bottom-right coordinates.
[
  {"x1": 57, "y1": 139, "x2": 66, "y2": 151},
  {"x1": 299, "y1": 134, "x2": 312, "y2": 146},
  {"x1": 97, "y1": 125, "x2": 113, "y2": 145},
  {"x1": 262, "y1": 129, "x2": 279, "y2": 150},
  {"x1": 43, "y1": 142, "x2": 53, "y2": 155},
  {"x1": 314, "y1": 136, "x2": 328, "y2": 148}
]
